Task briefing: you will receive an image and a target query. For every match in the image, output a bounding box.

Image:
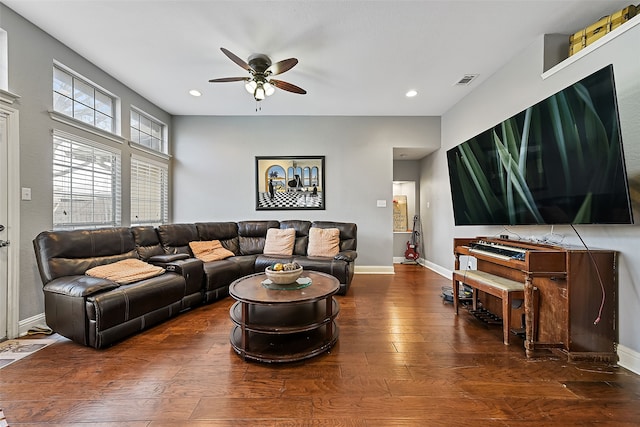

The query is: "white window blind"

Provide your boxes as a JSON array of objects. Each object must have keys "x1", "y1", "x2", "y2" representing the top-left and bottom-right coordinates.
[
  {"x1": 53, "y1": 132, "x2": 121, "y2": 229},
  {"x1": 131, "y1": 157, "x2": 168, "y2": 226}
]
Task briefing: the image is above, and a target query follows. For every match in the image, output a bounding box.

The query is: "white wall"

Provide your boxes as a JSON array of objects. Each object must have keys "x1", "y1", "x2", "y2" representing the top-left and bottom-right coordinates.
[
  {"x1": 172, "y1": 116, "x2": 440, "y2": 269},
  {"x1": 423, "y1": 26, "x2": 640, "y2": 359}
]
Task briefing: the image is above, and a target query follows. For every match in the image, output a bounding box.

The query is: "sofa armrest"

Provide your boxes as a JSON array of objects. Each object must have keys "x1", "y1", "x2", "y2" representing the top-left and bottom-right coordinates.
[
  {"x1": 148, "y1": 253, "x2": 190, "y2": 263},
  {"x1": 159, "y1": 257, "x2": 203, "y2": 275},
  {"x1": 334, "y1": 250, "x2": 357, "y2": 262},
  {"x1": 43, "y1": 275, "x2": 119, "y2": 298},
  {"x1": 149, "y1": 257, "x2": 204, "y2": 295}
]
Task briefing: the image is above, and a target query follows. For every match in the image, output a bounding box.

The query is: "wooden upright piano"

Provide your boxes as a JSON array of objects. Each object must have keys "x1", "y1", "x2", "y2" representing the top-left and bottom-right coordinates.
[{"x1": 453, "y1": 237, "x2": 617, "y2": 361}]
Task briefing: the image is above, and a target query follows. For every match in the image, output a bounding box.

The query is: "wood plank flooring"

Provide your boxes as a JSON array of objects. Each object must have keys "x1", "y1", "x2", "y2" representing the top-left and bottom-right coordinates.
[{"x1": 1, "y1": 264, "x2": 639, "y2": 426}]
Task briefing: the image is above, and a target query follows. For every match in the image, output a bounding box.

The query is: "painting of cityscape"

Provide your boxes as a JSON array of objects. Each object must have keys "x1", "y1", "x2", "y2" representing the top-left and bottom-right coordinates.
[{"x1": 255, "y1": 156, "x2": 325, "y2": 210}]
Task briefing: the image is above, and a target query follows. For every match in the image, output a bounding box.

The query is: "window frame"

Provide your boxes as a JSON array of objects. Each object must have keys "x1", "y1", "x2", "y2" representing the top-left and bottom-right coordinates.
[
  {"x1": 130, "y1": 107, "x2": 168, "y2": 155},
  {"x1": 53, "y1": 63, "x2": 118, "y2": 134}
]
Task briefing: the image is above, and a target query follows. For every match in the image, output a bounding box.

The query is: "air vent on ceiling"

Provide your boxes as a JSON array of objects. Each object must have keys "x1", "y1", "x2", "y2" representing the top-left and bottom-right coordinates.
[{"x1": 455, "y1": 74, "x2": 478, "y2": 86}]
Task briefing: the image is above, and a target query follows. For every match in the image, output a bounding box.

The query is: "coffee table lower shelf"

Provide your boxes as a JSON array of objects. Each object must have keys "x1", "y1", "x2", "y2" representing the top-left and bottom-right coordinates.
[{"x1": 230, "y1": 323, "x2": 339, "y2": 363}]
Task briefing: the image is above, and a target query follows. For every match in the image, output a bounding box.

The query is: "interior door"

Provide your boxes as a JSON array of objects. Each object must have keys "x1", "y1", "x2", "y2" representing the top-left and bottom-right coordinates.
[{"x1": 0, "y1": 112, "x2": 8, "y2": 340}]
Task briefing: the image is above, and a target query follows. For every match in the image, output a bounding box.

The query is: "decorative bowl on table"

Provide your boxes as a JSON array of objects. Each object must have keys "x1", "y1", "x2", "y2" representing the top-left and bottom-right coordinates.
[{"x1": 264, "y1": 263, "x2": 303, "y2": 285}]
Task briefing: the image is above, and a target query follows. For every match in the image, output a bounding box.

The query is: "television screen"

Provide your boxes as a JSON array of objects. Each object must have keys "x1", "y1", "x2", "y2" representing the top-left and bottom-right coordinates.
[{"x1": 447, "y1": 65, "x2": 634, "y2": 226}]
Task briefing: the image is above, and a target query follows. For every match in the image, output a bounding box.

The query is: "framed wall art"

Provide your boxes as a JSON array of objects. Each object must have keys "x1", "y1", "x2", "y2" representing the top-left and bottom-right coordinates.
[{"x1": 255, "y1": 155, "x2": 325, "y2": 210}]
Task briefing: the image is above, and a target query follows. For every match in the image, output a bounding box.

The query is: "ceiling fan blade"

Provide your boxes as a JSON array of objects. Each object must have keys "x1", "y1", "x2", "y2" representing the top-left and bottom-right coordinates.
[
  {"x1": 220, "y1": 47, "x2": 252, "y2": 71},
  {"x1": 208, "y1": 77, "x2": 249, "y2": 83},
  {"x1": 270, "y1": 79, "x2": 307, "y2": 94},
  {"x1": 268, "y1": 58, "x2": 298, "y2": 75}
]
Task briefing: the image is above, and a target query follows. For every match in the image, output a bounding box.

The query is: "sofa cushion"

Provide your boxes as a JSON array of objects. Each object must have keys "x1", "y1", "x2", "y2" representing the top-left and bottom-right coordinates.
[
  {"x1": 294, "y1": 256, "x2": 350, "y2": 284},
  {"x1": 33, "y1": 227, "x2": 138, "y2": 283},
  {"x1": 157, "y1": 223, "x2": 199, "y2": 255},
  {"x1": 307, "y1": 227, "x2": 340, "y2": 257},
  {"x1": 263, "y1": 228, "x2": 296, "y2": 256},
  {"x1": 131, "y1": 226, "x2": 165, "y2": 260},
  {"x1": 86, "y1": 273, "x2": 185, "y2": 331},
  {"x1": 238, "y1": 220, "x2": 280, "y2": 255},
  {"x1": 201, "y1": 259, "x2": 244, "y2": 295},
  {"x1": 44, "y1": 275, "x2": 121, "y2": 297},
  {"x1": 280, "y1": 220, "x2": 311, "y2": 255},
  {"x1": 86, "y1": 259, "x2": 165, "y2": 284},
  {"x1": 195, "y1": 222, "x2": 239, "y2": 254},
  {"x1": 189, "y1": 240, "x2": 235, "y2": 262},
  {"x1": 312, "y1": 221, "x2": 357, "y2": 251},
  {"x1": 255, "y1": 254, "x2": 296, "y2": 272}
]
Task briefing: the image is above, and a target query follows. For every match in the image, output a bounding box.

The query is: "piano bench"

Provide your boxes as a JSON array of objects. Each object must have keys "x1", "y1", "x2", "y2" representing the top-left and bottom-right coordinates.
[{"x1": 452, "y1": 270, "x2": 525, "y2": 345}]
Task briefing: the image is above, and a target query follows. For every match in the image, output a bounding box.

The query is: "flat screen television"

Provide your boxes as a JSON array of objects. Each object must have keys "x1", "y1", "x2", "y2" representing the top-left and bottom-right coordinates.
[{"x1": 447, "y1": 64, "x2": 634, "y2": 226}]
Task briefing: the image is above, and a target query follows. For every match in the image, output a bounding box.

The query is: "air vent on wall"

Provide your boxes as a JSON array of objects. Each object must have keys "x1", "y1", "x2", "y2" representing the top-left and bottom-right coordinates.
[{"x1": 455, "y1": 74, "x2": 478, "y2": 85}]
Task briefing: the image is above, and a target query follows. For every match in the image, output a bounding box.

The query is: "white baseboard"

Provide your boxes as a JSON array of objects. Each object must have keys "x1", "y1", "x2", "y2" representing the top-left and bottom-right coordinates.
[
  {"x1": 617, "y1": 344, "x2": 640, "y2": 375},
  {"x1": 354, "y1": 265, "x2": 395, "y2": 274},
  {"x1": 393, "y1": 257, "x2": 421, "y2": 265},
  {"x1": 18, "y1": 312, "x2": 47, "y2": 337},
  {"x1": 419, "y1": 259, "x2": 452, "y2": 279}
]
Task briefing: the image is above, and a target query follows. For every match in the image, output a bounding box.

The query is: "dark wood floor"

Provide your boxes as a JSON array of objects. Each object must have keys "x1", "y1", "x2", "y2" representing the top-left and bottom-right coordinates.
[{"x1": 2, "y1": 264, "x2": 640, "y2": 426}]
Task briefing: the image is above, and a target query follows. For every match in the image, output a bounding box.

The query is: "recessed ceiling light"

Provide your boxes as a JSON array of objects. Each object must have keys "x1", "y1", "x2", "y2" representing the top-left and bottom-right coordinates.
[
  {"x1": 189, "y1": 89, "x2": 202, "y2": 97},
  {"x1": 405, "y1": 90, "x2": 418, "y2": 98}
]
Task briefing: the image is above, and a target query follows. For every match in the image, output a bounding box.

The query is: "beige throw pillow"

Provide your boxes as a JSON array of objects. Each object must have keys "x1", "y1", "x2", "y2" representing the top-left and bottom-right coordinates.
[
  {"x1": 307, "y1": 227, "x2": 340, "y2": 257},
  {"x1": 189, "y1": 240, "x2": 235, "y2": 262},
  {"x1": 85, "y1": 258, "x2": 165, "y2": 284},
  {"x1": 263, "y1": 228, "x2": 296, "y2": 256}
]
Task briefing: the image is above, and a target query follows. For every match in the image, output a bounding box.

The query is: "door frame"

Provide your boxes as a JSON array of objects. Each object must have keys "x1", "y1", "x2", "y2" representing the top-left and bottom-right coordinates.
[{"x1": 0, "y1": 101, "x2": 20, "y2": 339}]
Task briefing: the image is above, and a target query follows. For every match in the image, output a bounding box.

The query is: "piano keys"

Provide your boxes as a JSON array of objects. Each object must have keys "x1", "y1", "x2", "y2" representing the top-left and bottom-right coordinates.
[{"x1": 468, "y1": 240, "x2": 527, "y2": 261}]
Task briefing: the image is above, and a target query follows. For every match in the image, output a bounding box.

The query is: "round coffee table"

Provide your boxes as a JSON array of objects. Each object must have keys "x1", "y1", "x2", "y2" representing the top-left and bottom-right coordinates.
[{"x1": 228, "y1": 270, "x2": 340, "y2": 363}]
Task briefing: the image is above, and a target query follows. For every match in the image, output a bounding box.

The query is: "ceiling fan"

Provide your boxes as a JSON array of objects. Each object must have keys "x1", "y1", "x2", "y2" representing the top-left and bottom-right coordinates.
[{"x1": 209, "y1": 47, "x2": 307, "y2": 102}]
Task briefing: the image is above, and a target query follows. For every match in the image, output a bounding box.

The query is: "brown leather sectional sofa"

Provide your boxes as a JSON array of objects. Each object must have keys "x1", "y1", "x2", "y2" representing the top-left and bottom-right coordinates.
[{"x1": 33, "y1": 220, "x2": 357, "y2": 349}]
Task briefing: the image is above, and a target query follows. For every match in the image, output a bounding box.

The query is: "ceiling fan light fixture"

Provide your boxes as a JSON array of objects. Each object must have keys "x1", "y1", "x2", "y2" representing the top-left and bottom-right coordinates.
[
  {"x1": 254, "y1": 83, "x2": 266, "y2": 101},
  {"x1": 211, "y1": 48, "x2": 306, "y2": 105},
  {"x1": 263, "y1": 81, "x2": 275, "y2": 96},
  {"x1": 245, "y1": 80, "x2": 257, "y2": 94}
]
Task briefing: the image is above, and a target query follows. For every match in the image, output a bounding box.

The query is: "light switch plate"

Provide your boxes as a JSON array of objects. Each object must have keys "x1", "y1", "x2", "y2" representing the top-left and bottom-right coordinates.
[
  {"x1": 376, "y1": 199, "x2": 387, "y2": 207},
  {"x1": 21, "y1": 187, "x2": 32, "y2": 201}
]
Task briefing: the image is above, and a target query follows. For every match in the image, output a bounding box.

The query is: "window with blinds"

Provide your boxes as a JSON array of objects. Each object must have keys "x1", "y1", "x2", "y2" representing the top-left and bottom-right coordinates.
[
  {"x1": 53, "y1": 133, "x2": 121, "y2": 229},
  {"x1": 131, "y1": 157, "x2": 168, "y2": 226}
]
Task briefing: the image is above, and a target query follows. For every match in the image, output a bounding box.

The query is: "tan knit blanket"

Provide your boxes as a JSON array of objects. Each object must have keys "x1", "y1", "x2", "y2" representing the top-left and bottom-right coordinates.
[
  {"x1": 189, "y1": 240, "x2": 235, "y2": 262},
  {"x1": 86, "y1": 259, "x2": 165, "y2": 284}
]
